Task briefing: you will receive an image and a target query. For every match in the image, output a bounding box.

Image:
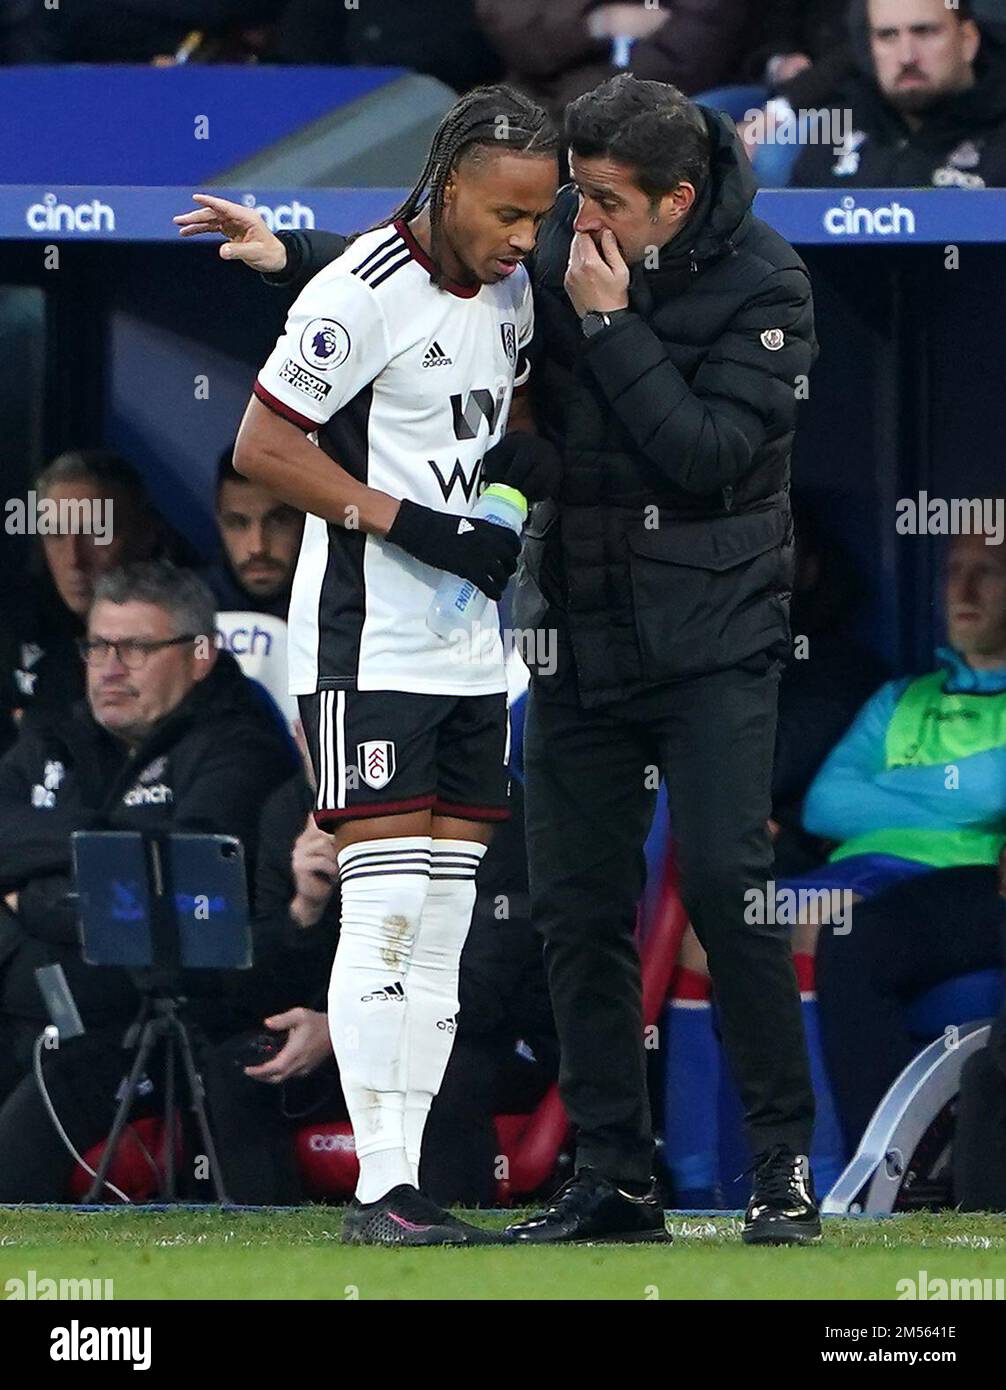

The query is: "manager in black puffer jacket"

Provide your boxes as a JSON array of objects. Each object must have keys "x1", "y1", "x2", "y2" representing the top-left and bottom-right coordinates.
[
  {"x1": 244, "y1": 75, "x2": 820, "y2": 1242},
  {"x1": 505, "y1": 78, "x2": 820, "y2": 1245}
]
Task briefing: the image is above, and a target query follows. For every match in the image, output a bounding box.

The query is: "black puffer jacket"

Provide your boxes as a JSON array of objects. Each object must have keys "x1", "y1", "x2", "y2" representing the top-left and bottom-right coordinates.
[
  {"x1": 263, "y1": 108, "x2": 816, "y2": 707},
  {"x1": 520, "y1": 106, "x2": 817, "y2": 705}
]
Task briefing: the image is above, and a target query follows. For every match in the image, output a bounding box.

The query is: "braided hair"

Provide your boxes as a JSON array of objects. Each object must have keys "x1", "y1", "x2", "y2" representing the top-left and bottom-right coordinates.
[{"x1": 372, "y1": 84, "x2": 557, "y2": 287}]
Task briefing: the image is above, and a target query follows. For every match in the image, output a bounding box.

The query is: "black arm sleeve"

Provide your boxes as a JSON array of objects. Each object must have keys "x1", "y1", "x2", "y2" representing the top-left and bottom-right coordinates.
[{"x1": 261, "y1": 229, "x2": 351, "y2": 299}]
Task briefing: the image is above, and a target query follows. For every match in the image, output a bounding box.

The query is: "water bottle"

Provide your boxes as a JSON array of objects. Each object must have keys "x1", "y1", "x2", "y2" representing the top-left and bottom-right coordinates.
[{"x1": 427, "y1": 483, "x2": 528, "y2": 640}]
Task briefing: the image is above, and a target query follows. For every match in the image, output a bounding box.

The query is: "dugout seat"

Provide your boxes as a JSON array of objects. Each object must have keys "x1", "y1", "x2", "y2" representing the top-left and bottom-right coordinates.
[{"x1": 68, "y1": 1116, "x2": 183, "y2": 1203}]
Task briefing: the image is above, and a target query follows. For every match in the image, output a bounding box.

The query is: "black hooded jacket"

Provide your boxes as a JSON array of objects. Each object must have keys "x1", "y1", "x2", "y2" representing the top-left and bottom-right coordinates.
[
  {"x1": 791, "y1": 17, "x2": 1006, "y2": 188},
  {"x1": 515, "y1": 107, "x2": 816, "y2": 705},
  {"x1": 262, "y1": 108, "x2": 816, "y2": 707},
  {"x1": 0, "y1": 652, "x2": 295, "y2": 1027}
]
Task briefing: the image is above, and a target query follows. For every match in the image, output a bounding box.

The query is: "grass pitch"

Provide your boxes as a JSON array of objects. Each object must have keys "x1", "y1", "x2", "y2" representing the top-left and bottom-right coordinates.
[{"x1": 3, "y1": 1207, "x2": 1006, "y2": 1300}]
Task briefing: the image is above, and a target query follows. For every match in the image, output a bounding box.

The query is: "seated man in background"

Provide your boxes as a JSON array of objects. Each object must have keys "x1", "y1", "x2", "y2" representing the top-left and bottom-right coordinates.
[
  {"x1": 475, "y1": 0, "x2": 750, "y2": 123},
  {"x1": 0, "y1": 559, "x2": 295, "y2": 1196},
  {"x1": 202, "y1": 767, "x2": 556, "y2": 1208},
  {"x1": 203, "y1": 445, "x2": 303, "y2": 620},
  {"x1": 809, "y1": 526, "x2": 1006, "y2": 1151},
  {"x1": 791, "y1": 0, "x2": 1006, "y2": 189},
  {"x1": 3, "y1": 449, "x2": 190, "y2": 730}
]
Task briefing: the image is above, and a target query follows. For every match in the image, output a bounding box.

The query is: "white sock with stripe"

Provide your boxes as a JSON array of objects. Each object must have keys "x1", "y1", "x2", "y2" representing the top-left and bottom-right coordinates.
[
  {"x1": 403, "y1": 839, "x2": 487, "y2": 1186},
  {"x1": 329, "y1": 836, "x2": 432, "y2": 1204}
]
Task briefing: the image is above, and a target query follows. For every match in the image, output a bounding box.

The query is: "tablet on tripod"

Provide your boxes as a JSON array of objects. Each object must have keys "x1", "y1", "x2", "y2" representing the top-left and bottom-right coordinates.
[
  {"x1": 68, "y1": 830, "x2": 252, "y2": 1204},
  {"x1": 71, "y1": 830, "x2": 251, "y2": 971}
]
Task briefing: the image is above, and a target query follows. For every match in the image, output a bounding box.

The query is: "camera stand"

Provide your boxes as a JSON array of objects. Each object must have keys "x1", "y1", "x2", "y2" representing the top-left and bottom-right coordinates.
[{"x1": 84, "y1": 991, "x2": 232, "y2": 1205}]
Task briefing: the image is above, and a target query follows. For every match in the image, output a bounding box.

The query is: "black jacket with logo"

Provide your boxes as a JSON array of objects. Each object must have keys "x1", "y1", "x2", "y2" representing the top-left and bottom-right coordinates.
[
  {"x1": 0, "y1": 652, "x2": 296, "y2": 1027},
  {"x1": 791, "y1": 20, "x2": 1006, "y2": 189},
  {"x1": 264, "y1": 108, "x2": 815, "y2": 706},
  {"x1": 516, "y1": 108, "x2": 816, "y2": 706}
]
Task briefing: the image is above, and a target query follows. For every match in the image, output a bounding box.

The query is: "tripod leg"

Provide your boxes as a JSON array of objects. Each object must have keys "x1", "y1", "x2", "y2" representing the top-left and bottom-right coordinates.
[
  {"x1": 83, "y1": 1016, "x2": 163, "y2": 1204},
  {"x1": 164, "y1": 1033, "x2": 176, "y2": 1201},
  {"x1": 171, "y1": 1016, "x2": 233, "y2": 1205}
]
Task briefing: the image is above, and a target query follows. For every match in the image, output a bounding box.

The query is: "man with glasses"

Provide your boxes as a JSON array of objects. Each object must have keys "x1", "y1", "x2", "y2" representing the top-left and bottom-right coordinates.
[{"x1": 0, "y1": 559, "x2": 295, "y2": 1195}]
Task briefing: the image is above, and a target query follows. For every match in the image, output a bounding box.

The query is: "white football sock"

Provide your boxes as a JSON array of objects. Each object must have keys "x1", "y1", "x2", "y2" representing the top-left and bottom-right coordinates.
[
  {"x1": 329, "y1": 835, "x2": 431, "y2": 1204},
  {"x1": 403, "y1": 839, "x2": 486, "y2": 1185}
]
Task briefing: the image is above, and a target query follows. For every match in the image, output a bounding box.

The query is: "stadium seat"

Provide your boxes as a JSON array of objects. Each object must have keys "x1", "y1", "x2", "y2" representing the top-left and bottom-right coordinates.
[
  {"x1": 692, "y1": 85, "x2": 768, "y2": 122},
  {"x1": 295, "y1": 1122, "x2": 358, "y2": 1200},
  {"x1": 906, "y1": 969, "x2": 1005, "y2": 1038},
  {"x1": 67, "y1": 1117, "x2": 182, "y2": 1203}
]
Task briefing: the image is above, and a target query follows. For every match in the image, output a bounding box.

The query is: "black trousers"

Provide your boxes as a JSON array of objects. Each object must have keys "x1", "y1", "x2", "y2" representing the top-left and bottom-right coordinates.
[
  {"x1": 816, "y1": 865, "x2": 1005, "y2": 1152},
  {"x1": 524, "y1": 651, "x2": 815, "y2": 1187}
]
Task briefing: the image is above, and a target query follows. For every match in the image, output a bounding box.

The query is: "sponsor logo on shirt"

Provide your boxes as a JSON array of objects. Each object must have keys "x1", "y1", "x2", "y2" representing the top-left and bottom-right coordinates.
[
  {"x1": 278, "y1": 357, "x2": 331, "y2": 403},
  {"x1": 450, "y1": 386, "x2": 506, "y2": 441},
  {"x1": 30, "y1": 759, "x2": 65, "y2": 809},
  {"x1": 831, "y1": 129, "x2": 867, "y2": 178},
  {"x1": 932, "y1": 166, "x2": 986, "y2": 189},
  {"x1": 427, "y1": 457, "x2": 483, "y2": 504},
  {"x1": 947, "y1": 139, "x2": 981, "y2": 170},
  {"x1": 422, "y1": 341, "x2": 453, "y2": 368},
  {"x1": 122, "y1": 783, "x2": 173, "y2": 807},
  {"x1": 300, "y1": 318, "x2": 351, "y2": 371}
]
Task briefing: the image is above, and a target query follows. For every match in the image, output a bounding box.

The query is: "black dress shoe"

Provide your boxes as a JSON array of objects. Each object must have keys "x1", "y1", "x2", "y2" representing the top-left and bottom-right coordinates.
[
  {"x1": 505, "y1": 1168, "x2": 670, "y2": 1244},
  {"x1": 742, "y1": 1147, "x2": 822, "y2": 1246}
]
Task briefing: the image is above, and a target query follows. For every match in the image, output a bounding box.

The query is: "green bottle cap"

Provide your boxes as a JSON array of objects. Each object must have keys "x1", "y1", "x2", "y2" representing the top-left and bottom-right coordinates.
[{"x1": 482, "y1": 482, "x2": 528, "y2": 519}]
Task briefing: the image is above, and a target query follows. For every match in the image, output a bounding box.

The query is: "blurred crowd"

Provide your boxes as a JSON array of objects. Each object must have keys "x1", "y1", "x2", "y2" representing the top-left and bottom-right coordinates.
[{"x1": 3, "y1": 0, "x2": 1006, "y2": 187}]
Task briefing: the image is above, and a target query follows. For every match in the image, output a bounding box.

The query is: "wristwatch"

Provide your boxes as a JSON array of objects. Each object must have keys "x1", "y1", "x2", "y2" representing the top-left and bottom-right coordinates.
[{"x1": 581, "y1": 308, "x2": 628, "y2": 338}]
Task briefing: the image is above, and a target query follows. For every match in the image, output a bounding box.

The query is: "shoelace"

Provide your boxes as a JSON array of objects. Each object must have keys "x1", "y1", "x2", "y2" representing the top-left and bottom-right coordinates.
[
  {"x1": 741, "y1": 1146, "x2": 807, "y2": 1207},
  {"x1": 540, "y1": 1172, "x2": 604, "y2": 1222}
]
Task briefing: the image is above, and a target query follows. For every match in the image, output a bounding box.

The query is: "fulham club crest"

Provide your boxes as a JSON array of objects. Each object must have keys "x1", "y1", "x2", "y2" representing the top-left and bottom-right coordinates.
[
  {"x1": 500, "y1": 321, "x2": 517, "y2": 365},
  {"x1": 358, "y1": 740, "x2": 396, "y2": 790}
]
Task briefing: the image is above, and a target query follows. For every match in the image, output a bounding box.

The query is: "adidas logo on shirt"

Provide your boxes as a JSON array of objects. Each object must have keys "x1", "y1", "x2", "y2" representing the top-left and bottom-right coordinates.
[
  {"x1": 457, "y1": 518, "x2": 475, "y2": 535},
  {"x1": 422, "y1": 341, "x2": 452, "y2": 368},
  {"x1": 360, "y1": 981, "x2": 406, "y2": 1004}
]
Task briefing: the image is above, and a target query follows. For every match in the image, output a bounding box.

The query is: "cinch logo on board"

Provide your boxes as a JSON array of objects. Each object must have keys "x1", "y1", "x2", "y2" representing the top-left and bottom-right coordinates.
[
  {"x1": 26, "y1": 194, "x2": 115, "y2": 233},
  {"x1": 239, "y1": 195, "x2": 315, "y2": 231},
  {"x1": 823, "y1": 196, "x2": 916, "y2": 237}
]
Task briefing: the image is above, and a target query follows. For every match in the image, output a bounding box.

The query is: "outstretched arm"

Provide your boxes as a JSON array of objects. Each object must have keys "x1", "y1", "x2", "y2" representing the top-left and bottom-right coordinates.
[{"x1": 174, "y1": 193, "x2": 348, "y2": 295}]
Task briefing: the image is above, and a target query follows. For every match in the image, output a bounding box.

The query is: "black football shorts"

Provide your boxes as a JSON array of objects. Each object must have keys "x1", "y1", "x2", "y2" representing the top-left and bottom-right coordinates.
[{"x1": 298, "y1": 689, "x2": 510, "y2": 826}]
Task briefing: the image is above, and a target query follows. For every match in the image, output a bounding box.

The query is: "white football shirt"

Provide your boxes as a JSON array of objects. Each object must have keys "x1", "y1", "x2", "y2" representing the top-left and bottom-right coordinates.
[{"x1": 254, "y1": 219, "x2": 533, "y2": 697}]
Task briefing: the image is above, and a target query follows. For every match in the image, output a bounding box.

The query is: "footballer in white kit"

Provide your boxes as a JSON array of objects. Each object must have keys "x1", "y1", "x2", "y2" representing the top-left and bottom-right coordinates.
[
  {"x1": 255, "y1": 215, "x2": 532, "y2": 823},
  {"x1": 227, "y1": 85, "x2": 560, "y2": 1244}
]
